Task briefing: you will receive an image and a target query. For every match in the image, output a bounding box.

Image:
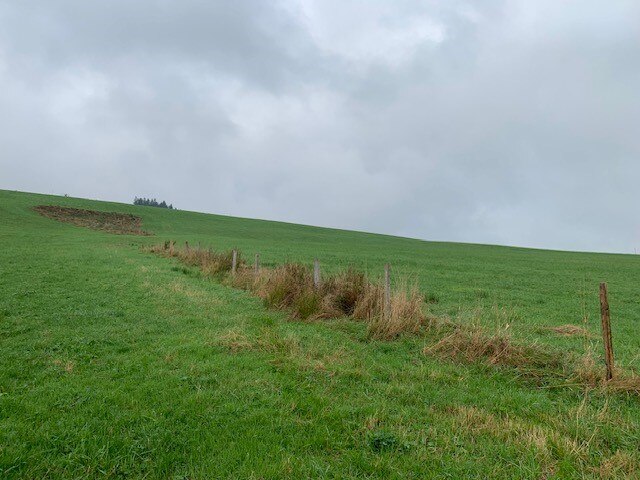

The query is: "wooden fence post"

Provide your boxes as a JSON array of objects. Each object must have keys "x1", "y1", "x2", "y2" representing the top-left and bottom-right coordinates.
[
  {"x1": 384, "y1": 263, "x2": 391, "y2": 319},
  {"x1": 185, "y1": 241, "x2": 190, "y2": 252},
  {"x1": 599, "y1": 282, "x2": 615, "y2": 381},
  {"x1": 169, "y1": 240, "x2": 174, "y2": 256},
  {"x1": 254, "y1": 253, "x2": 260, "y2": 275},
  {"x1": 313, "y1": 259, "x2": 321, "y2": 289},
  {"x1": 231, "y1": 249, "x2": 238, "y2": 275}
]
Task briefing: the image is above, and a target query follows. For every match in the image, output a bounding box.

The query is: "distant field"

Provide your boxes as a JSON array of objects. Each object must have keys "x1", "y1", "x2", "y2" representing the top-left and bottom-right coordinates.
[{"x1": 1, "y1": 189, "x2": 639, "y2": 478}]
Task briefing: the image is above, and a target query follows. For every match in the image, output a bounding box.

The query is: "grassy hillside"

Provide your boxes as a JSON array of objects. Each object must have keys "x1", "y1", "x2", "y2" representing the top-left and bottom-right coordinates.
[{"x1": 1, "y1": 189, "x2": 639, "y2": 478}]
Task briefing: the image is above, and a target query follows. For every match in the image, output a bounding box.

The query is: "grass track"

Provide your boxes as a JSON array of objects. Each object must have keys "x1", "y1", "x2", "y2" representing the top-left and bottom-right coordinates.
[{"x1": 1, "y1": 189, "x2": 639, "y2": 478}]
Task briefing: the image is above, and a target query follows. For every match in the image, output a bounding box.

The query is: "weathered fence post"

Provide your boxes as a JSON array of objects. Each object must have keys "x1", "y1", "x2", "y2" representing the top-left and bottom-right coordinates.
[
  {"x1": 231, "y1": 249, "x2": 238, "y2": 275},
  {"x1": 254, "y1": 253, "x2": 260, "y2": 275},
  {"x1": 599, "y1": 282, "x2": 615, "y2": 380},
  {"x1": 185, "y1": 241, "x2": 190, "y2": 252},
  {"x1": 313, "y1": 259, "x2": 321, "y2": 289},
  {"x1": 384, "y1": 263, "x2": 391, "y2": 319},
  {"x1": 169, "y1": 240, "x2": 175, "y2": 256}
]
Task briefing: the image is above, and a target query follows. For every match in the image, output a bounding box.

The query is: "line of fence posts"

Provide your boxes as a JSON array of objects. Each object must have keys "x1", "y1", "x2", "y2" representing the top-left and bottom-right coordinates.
[
  {"x1": 161, "y1": 240, "x2": 622, "y2": 383},
  {"x1": 599, "y1": 282, "x2": 615, "y2": 381}
]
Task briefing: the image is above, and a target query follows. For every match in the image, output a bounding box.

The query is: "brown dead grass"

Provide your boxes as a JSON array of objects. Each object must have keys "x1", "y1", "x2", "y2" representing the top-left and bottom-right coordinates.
[
  {"x1": 217, "y1": 328, "x2": 255, "y2": 353},
  {"x1": 423, "y1": 323, "x2": 640, "y2": 394},
  {"x1": 547, "y1": 324, "x2": 593, "y2": 338},
  {"x1": 34, "y1": 205, "x2": 151, "y2": 235},
  {"x1": 234, "y1": 262, "x2": 426, "y2": 338},
  {"x1": 573, "y1": 352, "x2": 640, "y2": 394},
  {"x1": 53, "y1": 359, "x2": 75, "y2": 373},
  {"x1": 149, "y1": 243, "x2": 427, "y2": 338},
  {"x1": 424, "y1": 324, "x2": 562, "y2": 372},
  {"x1": 149, "y1": 242, "x2": 239, "y2": 276},
  {"x1": 366, "y1": 286, "x2": 427, "y2": 340},
  {"x1": 595, "y1": 451, "x2": 639, "y2": 479}
]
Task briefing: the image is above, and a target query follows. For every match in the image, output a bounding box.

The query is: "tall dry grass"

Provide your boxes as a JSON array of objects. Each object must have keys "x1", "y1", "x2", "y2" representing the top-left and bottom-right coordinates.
[
  {"x1": 232, "y1": 262, "x2": 426, "y2": 338},
  {"x1": 150, "y1": 243, "x2": 426, "y2": 337},
  {"x1": 423, "y1": 323, "x2": 563, "y2": 375},
  {"x1": 365, "y1": 285, "x2": 426, "y2": 340},
  {"x1": 149, "y1": 242, "x2": 241, "y2": 276}
]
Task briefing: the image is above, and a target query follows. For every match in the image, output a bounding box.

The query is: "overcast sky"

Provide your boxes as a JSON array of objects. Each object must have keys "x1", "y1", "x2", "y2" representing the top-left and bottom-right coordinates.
[{"x1": 1, "y1": 1, "x2": 639, "y2": 253}]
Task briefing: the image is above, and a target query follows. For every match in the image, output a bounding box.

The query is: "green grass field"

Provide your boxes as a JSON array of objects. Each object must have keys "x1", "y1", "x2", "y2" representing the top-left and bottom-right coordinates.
[{"x1": 1, "y1": 189, "x2": 639, "y2": 478}]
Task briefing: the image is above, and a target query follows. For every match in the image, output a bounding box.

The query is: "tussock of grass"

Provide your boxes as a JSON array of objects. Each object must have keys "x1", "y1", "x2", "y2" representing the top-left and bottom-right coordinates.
[
  {"x1": 547, "y1": 324, "x2": 593, "y2": 337},
  {"x1": 422, "y1": 321, "x2": 640, "y2": 394},
  {"x1": 366, "y1": 285, "x2": 426, "y2": 340},
  {"x1": 595, "y1": 451, "x2": 639, "y2": 478},
  {"x1": 149, "y1": 242, "x2": 241, "y2": 276},
  {"x1": 573, "y1": 352, "x2": 640, "y2": 394},
  {"x1": 423, "y1": 323, "x2": 563, "y2": 375}
]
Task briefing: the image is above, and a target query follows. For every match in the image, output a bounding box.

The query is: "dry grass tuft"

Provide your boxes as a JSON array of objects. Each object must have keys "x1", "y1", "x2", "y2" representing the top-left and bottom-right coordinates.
[
  {"x1": 596, "y1": 451, "x2": 639, "y2": 479},
  {"x1": 606, "y1": 376, "x2": 640, "y2": 394},
  {"x1": 574, "y1": 352, "x2": 640, "y2": 394},
  {"x1": 547, "y1": 324, "x2": 593, "y2": 337},
  {"x1": 53, "y1": 359, "x2": 75, "y2": 373},
  {"x1": 233, "y1": 261, "x2": 426, "y2": 333},
  {"x1": 423, "y1": 324, "x2": 562, "y2": 375},
  {"x1": 366, "y1": 286, "x2": 426, "y2": 340},
  {"x1": 217, "y1": 329, "x2": 255, "y2": 353},
  {"x1": 148, "y1": 242, "x2": 239, "y2": 276}
]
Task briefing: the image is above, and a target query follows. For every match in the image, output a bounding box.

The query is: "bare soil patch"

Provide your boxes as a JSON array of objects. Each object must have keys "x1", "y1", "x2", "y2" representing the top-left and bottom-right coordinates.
[{"x1": 34, "y1": 205, "x2": 152, "y2": 236}]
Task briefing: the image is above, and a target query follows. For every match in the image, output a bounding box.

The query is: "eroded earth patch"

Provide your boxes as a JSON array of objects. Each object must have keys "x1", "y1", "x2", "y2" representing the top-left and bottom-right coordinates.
[{"x1": 33, "y1": 205, "x2": 152, "y2": 235}]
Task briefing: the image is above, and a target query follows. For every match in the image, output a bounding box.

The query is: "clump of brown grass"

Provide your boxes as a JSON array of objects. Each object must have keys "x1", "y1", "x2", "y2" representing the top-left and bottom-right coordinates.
[
  {"x1": 547, "y1": 324, "x2": 593, "y2": 338},
  {"x1": 573, "y1": 350, "x2": 640, "y2": 394},
  {"x1": 217, "y1": 328, "x2": 255, "y2": 353},
  {"x1": 258, "y1": 264, "x2": 315, "y2": 316},
  {"x1": 53, "y1": 359, "x2": 75, "y2": 373},
  {"x1": 148, "y1": 242, "x2": 240, "y2": 276},
  {"x1": 595, "y1": 451, "x2": 639, "y2": 479},
  {"x1": 366, "y1": 286, "x2": 426, "y2": 340},
  {"x1": 606, "y1": 376, "x2": 640, "y2": 394},
  {"x1": 422, "y1": 321, "x2": 640, "y2": 394},
  {"x1": 423, "y1": 323, "x2": 563, "y2": 375},
  {"x1": 244, "y1": 264, "x2": 427, "y2": 333}
]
